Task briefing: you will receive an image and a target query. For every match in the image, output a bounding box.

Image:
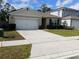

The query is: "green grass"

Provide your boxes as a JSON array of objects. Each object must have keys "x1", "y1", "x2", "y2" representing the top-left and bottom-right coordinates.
[
  {"x1": 0, "y1": 31, "x2": 24, "y2": 41},
  {"x1": 0, "y1": 44, "x2": 32, "y2": 59},
  {"x1": 46, "y1": 29, "x2": 79, "y2": 37}
]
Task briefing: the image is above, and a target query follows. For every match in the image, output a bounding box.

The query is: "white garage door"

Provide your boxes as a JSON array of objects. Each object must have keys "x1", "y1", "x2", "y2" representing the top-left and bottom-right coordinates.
[
  {"x1": 15, "y1": 17, "x2": 39, "y2": 30},
  {"x1": 72, "y1": 20, "x2": 79, "y2": 29}
]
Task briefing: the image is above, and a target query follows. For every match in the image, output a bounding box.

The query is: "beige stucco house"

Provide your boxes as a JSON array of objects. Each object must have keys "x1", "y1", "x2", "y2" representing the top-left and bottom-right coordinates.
[{"x1": 9, "y1": 8, "x2": 60, "y2": 30}]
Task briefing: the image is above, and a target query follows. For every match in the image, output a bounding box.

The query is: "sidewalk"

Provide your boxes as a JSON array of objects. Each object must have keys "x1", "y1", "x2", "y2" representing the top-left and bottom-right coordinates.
[
  {"x1": 0, "y1": 40, "x2": 30, "y2": 47},
  {"x1": 66, "y1": 36, "x2": 79, "y2": 40}
]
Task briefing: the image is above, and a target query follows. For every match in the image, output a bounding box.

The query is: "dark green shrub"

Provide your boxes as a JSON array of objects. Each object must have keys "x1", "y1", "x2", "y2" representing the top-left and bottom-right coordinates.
[
  {"x1": 47, "y1": 25, "x2": 64, "y2": 29},
  {"x1": 65, "y1": 26, "x2": 74, "y2": 30},
  {"x1": 9, "y1": 24, "x2": 16, "y2": 30},
  {"x1": 3, "y1": 24, "x2": 16, "y2": 31},
  {"x1": 0, "y1": 30, "x2": 3, "y2": 37}
]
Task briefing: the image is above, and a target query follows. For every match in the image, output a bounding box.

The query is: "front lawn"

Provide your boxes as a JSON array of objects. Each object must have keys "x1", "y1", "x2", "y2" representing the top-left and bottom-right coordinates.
[
  {"x1": 46, "y1": 29, "x2": 79, "y2": 37},
  {"x1": 0, "y1": 31, "x2": 24, "y2": 41},
  {"x1": 0, "y1": 44, "x2": 32, "y2": 59}
]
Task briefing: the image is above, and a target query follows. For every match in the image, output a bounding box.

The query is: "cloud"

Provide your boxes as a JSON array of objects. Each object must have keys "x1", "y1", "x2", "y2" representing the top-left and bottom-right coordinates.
[
  {"x1": 3, "y1": 0, "x2": 31, "y2": 9},
  {"x1": 56, "y1": 0, "x2": 61, "y2": 7},
  {"x1": 69, "y1": 3, "x2": 79, "y2": 10},
  {"x1": 20, "y1": 0, "x2": 39, "y2": 4},
  {"x1": 47, "y1": 4, "x2": 53, "y2": 8},
  {"x1": 62, "y1": 0, "x2": 73, "y2": 6},
  {"x1": 32, "y1": 0, "x2": 38, "y2": 3},
  {"x1": 3, "y1": 0, "x2": 8, "y2": 3},
  {"x1": 11, "y1": 3, "x2": 29, "y2": 9},
  {"x1": 56, "y1": 0, "x2": 73, "y2": 7},
  {"x1": 20, "y1": 0, "x2": 30, "y2": 3},
  {"x1": 4, "y1": 0, "x2": 39, "y2": 9}
]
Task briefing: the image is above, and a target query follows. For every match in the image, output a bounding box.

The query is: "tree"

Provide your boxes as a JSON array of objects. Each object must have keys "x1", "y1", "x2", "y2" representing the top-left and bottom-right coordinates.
[
  {"x1": 10, "y1": 6, "x2": 16, "y2": 11},
  {"x1": 2, "y1": 3, "x2": 10, "y2": 24},
  {"x1": 4, "y1": 3, "x2": 11, "y2": 12},
  {"x1": 0, "y1": 0, "x2": 2, "y2": 4},
  {"x1": 39, "y1": 4, "x2": 52, "y2": 13},
  {"x1": 0, "y1": 3, "x2": 11, "y2": 30},
  {"x1": 0, "y1": 0, "x2": 3, "y2": 10},
  {"x1": 38, "y1": 4, "x2": 52, "y2": 29},
  {"x1": 0, "y1": 9, "x2": 7, "y2": 23},
  {"x1": 0, "y1": 3, "x2": 16, "y2": 24},
  {"x1": 0, "y1": 0, "x2": 4, "y2": 23}
]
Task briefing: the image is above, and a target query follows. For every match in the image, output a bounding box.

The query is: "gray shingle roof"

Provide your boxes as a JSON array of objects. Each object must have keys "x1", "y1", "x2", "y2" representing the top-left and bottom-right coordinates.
[
  {"x1": 62, "y1": 16, "x2": 79, "y2": 20},
  {"x1": 53, "y1": 7, "x2": 79, "y2": 12},
  {"x1": 10, "y1": 8, "x2": 59, "y2": 18}
]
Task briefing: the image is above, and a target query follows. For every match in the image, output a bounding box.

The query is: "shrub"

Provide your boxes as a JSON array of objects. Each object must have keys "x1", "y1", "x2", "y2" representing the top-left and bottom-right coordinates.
[
  {"x1": 0, "y1": 29, "x2": 4, "y2": 37},
  {"x1": 47, "y1": 25, "x2": 53, "y2": 29},
  {"x1": 9, "y1": 24, "x2": 16, "y2": 30},
  {"x1": 3, "y1": 24, "x2": 9, "y2": 31},
  {"x1": 65, "y1": 26, "x2": 74, "y2": 30},
  {"x1": 47, "y1": 25, "x2": 64, "y2": 29},
  {"x1": 3, "y1": 24, "x2": 16, "y2": 31}
]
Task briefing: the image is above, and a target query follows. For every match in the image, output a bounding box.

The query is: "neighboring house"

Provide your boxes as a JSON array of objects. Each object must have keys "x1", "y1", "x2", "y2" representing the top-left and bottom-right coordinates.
[
  {"x1": 62, "y1": 16, "x2": 79, "y2": 28},
  {"x1": 51, "y1": 7, "x2": 79, "y2": 29},
  {"x1": 51, "y1": 7, "x2": 79, "y2": 17},
  {"x1": 9, "y1": 8, "x2": 60, "y2": 30}
]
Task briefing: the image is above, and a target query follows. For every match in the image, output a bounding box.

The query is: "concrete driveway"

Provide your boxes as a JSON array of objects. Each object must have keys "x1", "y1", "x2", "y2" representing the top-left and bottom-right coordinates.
[
  {"x1": 17, "y1": 30, "x2": 65, "y2": 44},
  {"x1": 17, "y1": 30, "x2": 79, "y2": 59}
]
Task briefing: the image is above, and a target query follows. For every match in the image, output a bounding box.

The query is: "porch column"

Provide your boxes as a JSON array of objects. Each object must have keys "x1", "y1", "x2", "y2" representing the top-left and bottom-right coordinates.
[{"x1": 41, "y1": 18, "x2": 47, "y2": 29}]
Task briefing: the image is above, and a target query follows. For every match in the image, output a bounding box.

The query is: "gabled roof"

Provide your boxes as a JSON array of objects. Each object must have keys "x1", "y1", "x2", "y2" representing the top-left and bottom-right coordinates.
[
  {"x1": 10, "y1": 8, "x2": 42, "y2": 18},
  {"x1": 54, "y1": 7, "x2": 79, "y2": 12},
  {"x1": 10, "y1": 8, "x2": 60, "y2": 18}
]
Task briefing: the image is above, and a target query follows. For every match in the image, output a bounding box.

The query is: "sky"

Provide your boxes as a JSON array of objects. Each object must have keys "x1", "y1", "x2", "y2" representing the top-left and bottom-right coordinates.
[{"x1": 3, "y1": 0, "x2": 79, "y2": 10}]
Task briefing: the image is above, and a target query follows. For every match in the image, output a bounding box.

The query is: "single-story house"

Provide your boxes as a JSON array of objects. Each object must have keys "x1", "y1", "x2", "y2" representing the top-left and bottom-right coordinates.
[
  {"x1": 9, "y1": 8, "x2": 60, "y2": 30},
  {"x1": 62, "y1": 16, "x2": 79, "y2": 29}
]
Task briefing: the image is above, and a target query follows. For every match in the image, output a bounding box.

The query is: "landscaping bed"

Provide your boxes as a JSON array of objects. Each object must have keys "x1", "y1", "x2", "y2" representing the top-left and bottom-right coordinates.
[
  {"x1": 0, "y1": 31, "x2": 24, "y2": 41},
  {"x1": 0, "y1": 44, "x2": 32, "y2": 59},
  {"x1": 46, "y1": 29, "x2": 79, "y2": 37}
]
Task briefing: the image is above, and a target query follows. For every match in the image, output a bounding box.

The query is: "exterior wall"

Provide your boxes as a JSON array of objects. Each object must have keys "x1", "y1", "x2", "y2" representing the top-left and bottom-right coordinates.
[
  {"x1": 9, "y1": 16, "x2": 15, "y2": 24},
  {"x1": 50, "y1": 11, "x2": 58, "y2": 16},
  {"x1": 50, "y1": 10, "x2": 63, "y2": 17},
  {"x1": 61, "y1": 19, "x2": 71, "y2": 26},
  {"x1": 46, "y1": 18, "x2": 61, "y2": 26},
  {"x1": 52, "y1": 18, "x2": 59, "y2": 24},
  {"x1": 72, "y1": 19, "x2": 79, "y2": 29},
  {"x1": 59, "y1": 10, "x2": 63, "y2": 17}
]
